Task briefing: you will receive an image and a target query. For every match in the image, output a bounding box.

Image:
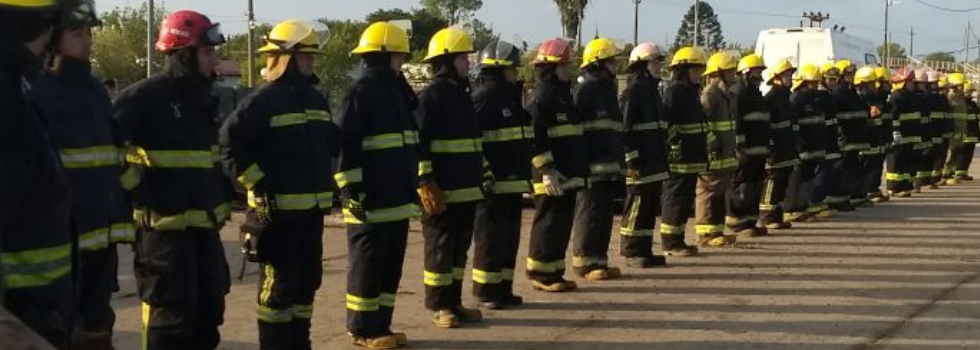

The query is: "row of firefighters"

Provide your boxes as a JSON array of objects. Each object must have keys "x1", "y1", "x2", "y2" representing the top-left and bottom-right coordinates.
[{"x1": 3, "y1": 1, "x2": 979, "y2": 349}]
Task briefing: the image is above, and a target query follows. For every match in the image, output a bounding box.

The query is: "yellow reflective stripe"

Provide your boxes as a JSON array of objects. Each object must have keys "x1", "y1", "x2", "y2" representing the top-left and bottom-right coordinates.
[
  {"x1": 257, "y1": 305, "x2": 293, "y2": 323},
  {"x1": 404, "y1": 130, "x2": 420, "y2": 145},
  {"x1": 430, "y1": 138, "x2": 482, "y2": 153},
  {"x1": 619, "y1": 227, "x2": 655, "y2": 237},
  {"x1": 443, "y1": 187, "x2": 484, "y2": 203},
  {"x1": 626, "y1": 172, "x2": 669, "y2": 185},
  {"x1": 572, "y1": 256, "x2": 608, "y2": 267},
  {"x1": 424, "y1": 270, "x2": 454, "y2": 286},
  {"x1": 670, "y1": 163, "x2": 708, "y2": 174},
  {"x1": 334, "y1": 168, "x2": 363, "y2": 189},
  {"x1": 766, "y1": 159, "x2": 800, "y2": 169},
  {"x1": 547, "y1": 124, "x2": 584, "y2": 137},
  {"x1": 582, "y1": 119, "x2": 623, "y2": 132},
  {"x1": 237, "y1": 163, "x2": 265, "y2": 190},
  {"x1": 343, "y1": 203, "x2": 421, "y2": 224},
  {"x1": 306, "y1": 109, "x2": 331, "y2": 121},
  {"x1": 695, "y1": 224, "x2": 724, "y2": 235},
  {"x1": 726, "y1": 216, "x2": 755, "y2": 226},
  {"x1": 362, "y1": 133, "x2": 406, "y2": 151},
  {"x1": 589, "y1": 162, "x2": 621, "y2": 175},
  {"x1": 965, "y1": 137, "x2": 980, "y2": 143},
  {"x1": 532, "y1": 152, "x2": 554, "y2": 168},
  {"x1": 379, "y1": 293, "x2": 396, "y2": 308},
  {"x1": 418, "y1": 160, "x2": 433, "y2": 176},
  {"x1": 842, "y1": 143, "x2": 871, "y2": 151},
  {"x1": 709, "y1": 120, "x2": 735, "y2": 131},
  {"x1": 532, "y1": 177, "x2": 586, "y2": 195},
  {"x1": 273, "y1": 192, "x2": 333, "y2": 210},
  {"x1": 743, "y1": 112, "x2": 770, "y2": 122},
  {"x1": 110, "y1": 222, "x2": 137, "y2": 243},
  {"x1": 471, "y1": 268, "x2": 502, "y2": 284},
  {"x1": 860, "y1": 147, "x2": 883, "y2": 155},
  {"x1": 672, "y1": 123, "x2": 705, "y2": 134},
  {"x1": 625, "y1": 150, "x2": 640, "y2": 162},
  {"x1": 798, "y1": 116, "x2": 824, "y2": 125},
  {"x1": 800, "y1": 150, "x2": 826, "y2": 160},
  {"x1": 836, "y1": 111, "x2": 866, "y2": 120},
  {"x1": 291, "y1": 304, "x2": 314, "y2": 319},
  {"x1": 142, "y1": 302, "x2": 150, "y2": 350},
  {"x1": 826, "y1": 195, "x2": 850, "y2": 204},
  {"x1": 660, "y1": 223, "x2": 684, "y2": 235},
  {"x1": 260, "y1": 264, "x2": 275, "y2": 304},
  {"x1": 78, "y1": 227, "x2": 110, "y2": 251},
  {"x1": 709, "y1": 157, "x2": 737, "y2": 170},
  {"x1": 501, "y1": 268, "x2": 515, "y2": 281},
  {"x1": 493, "y1": 180, "x2": 530, "y2": 194},
  {"x1": 742, "y1": 146, "x2": 770, "y2": 156},
  {"x1": 631, "y1": 121, "x2": 668, "y2": 131},
  {"x1": 483, "y1": 126, "x2": 530, "y2": 143},
  {"x1": 1, "y1": 242, "x2": 72, "y2": 288},
  {"x1": 269, "y1": 110, "x2": 332, "y2": 128},
  {"x1": 346, "y1": 294, "x2": 380, "y2": 312},
  {"x1": 899, "y1": 113, "x2": 921, "y2": 121},
  {"x1": 120, "y1": 165, "x2": 142, "y2": 190},
  {"x1": 60, "y1": 145, "x2": 122, "y2": 168},
  {"x1": 127, "y1": 147, "x2": 218, "y2": 168},
  {"x1": 771, "y1": 120, "x2": 793, "y2": 129},
  {"x1": 452, "y1": 267, "x2": 464, "y2": 280},
  {"x1": 134, "y1": 203, "x2": 231, "y2": 231},
  {"x1": 526, "y1": 258, "x2": 565, "y2": 273}
]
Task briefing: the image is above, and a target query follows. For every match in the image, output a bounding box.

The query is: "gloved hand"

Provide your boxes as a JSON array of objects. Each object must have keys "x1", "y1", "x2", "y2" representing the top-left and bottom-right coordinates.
[
  {"x1": 542, "y1": 170, "x2": 567, "y2": 196},
  {"x1": 345, "y1": 193, "x2": 367, "y2": 222},
  {"x1": 625, "y1": 168, "x2": 641, "y2": 180},
  {"x1": 134, "y1": 208, "x2": 153, "y2": 231},
  {"x1": 251, "y1": 192, "x2": 276, "y2": 225},
  {"x1": 480, "y1": 172, "x2": 495, "y2": 197},
  {"x1": 418, "y1": 182, "x2": 447, "y2": 215}
]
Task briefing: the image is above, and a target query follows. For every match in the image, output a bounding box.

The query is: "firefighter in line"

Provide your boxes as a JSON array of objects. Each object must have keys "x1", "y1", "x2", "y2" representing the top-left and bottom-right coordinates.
[
  {"x1": 726, "y1": 54, "x2": 771, "y2": 237},
  {"x1": 758, "y1": 59, "x2": 799, "y2": 230},
  {"x1": 416, "y1": 27, "x2": 487, "y2": 328},
  {"x1": 0, "y1": 0, "x2": 74, "y2": 346},
  {"x1": 783, "y1": 64, "x2": 827, "y2": 223},
  {"x1": 525, "y1": 38, "x2": 588, "y2": 292},
  {"x1": 29, "y1": 1, "x2": 134, "y2": 348},
  {"x1": 885, "y1": 67, "x2": 922, "y2": 198},
  {"x1": 856, "y1": 66, "x2": 890, "y2": 204},
  {"x1": 618, "y1": 42, "x2": 671, "y2": 267},
  {"x1": 807, "y1": 62, "x2": 841, "y2": 219},
  {"x1": 572, "y1": 37, "x2": 624, "y2": 280},
  {"x1": 220, "y1": 20, "x2": 336, "y2": 350},
  {"x1": 950, "y1": 81, "x2": 980, "y2": 181},
  {"x1": 943, "y1": 73, "x2": 968, "y2": 185},
  {"x1": 829, "y1": 60, "x2": 871, "y2": 209},
  {"x1": 659, "y1": 47, "x2": 710, "y2": 256},
  {"x1": 912, "y1": 68, "x2": 935, "y2": 191},
  {"x1": 337, "y1": 21, "x2": 419, "y2": 349},
  {"x1": 114, "y1": 10, "x2": 232, "y2": 349},
  {"x1": 696, "y1": 51, "x2": 739, "y2": 246},
  {"x1": 470, "y1": 39, "x2": 530, "y2": 309},
  {"x1": 927, "y1": 73, "x2": 952, "y2": 187},
  {"x1": 860, "y1": 67, "x2": 893, "y2": 203}
]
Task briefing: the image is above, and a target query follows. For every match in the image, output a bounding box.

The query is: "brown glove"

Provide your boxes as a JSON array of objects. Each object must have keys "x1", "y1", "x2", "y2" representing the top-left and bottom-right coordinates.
[
  {"x1": 418, "y1": 182, "x2": 447, "y2": 215},
  {"x1": 870, "y1": 105, "x2": 882, "y2": 118}
]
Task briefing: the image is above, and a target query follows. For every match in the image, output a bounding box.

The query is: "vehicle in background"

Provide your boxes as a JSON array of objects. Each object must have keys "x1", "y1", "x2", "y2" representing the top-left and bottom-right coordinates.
[{"x1": 755, "y1": 27, "x2": 879, "y2": 93}]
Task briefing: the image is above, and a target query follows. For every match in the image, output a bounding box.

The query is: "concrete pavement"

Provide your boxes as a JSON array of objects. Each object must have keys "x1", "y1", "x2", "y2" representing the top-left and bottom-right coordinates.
[{"x1": 110, "y1": 168, "x2": 980, "y2": 349}]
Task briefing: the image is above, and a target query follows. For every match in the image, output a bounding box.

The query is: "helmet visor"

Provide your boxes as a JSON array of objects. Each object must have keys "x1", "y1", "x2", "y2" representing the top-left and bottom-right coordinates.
[{"x1": 201, "y1": 23, "x2": 227, "y2": 46}]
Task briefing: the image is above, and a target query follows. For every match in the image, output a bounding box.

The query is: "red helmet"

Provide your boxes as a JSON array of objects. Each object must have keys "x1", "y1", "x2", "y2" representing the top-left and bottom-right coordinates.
[
  {"x1": 532, "y1": 38, "x2": 571, "y2": 65},
  {"x1": 891, "y1": 66, "x2": 914, "y2": 84},
  {"x1": 155, "y1": 10, "x2": 226, "y2": 52}
]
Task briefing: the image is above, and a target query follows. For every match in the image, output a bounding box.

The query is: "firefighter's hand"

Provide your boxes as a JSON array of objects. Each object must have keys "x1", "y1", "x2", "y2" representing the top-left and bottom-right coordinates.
[
  {"x1": 542, "y1": 170, "x2": 567, "y2": 196},
  {"x1": 345, "y1": 195, "x2": 367, "y2": 222},
  {"x1": 626, "y1": 168, "x2": 641, "y2": 180},
  {"x1": 252, "y1": 193, "x2": 275, "y2": 225},
  {"x1": 418, "y1": 182, "x2": 447, "y2": 215},
  {"x1": 480, "y1": 172, "x2": 495, "y2": 197},
  {"x1": 870, "y1": 105, "x2": 882, "y2": 118},
  {"x1": 134, "y1": 209, "x2": 153, "y2": 231}
]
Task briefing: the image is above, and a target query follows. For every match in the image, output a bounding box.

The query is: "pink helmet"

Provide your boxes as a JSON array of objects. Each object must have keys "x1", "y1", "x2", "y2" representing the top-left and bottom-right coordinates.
[
  {"x1": 926, "y1": 69, "x2": 941, "y2": 83},
  {"x1": 628, "y1": 42, "x2": 664, "y2": 66},
  {"x1": 914, "y1": 67, "x2": 930, "y2": 83},
  {"x1": 891, "y1": 66, "x2": 915, "y2": 84}
]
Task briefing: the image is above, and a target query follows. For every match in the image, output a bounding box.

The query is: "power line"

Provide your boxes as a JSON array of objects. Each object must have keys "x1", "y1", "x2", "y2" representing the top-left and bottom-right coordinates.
[{"x1": 911, "y1": 0, "x2": 980, "y2": 12}]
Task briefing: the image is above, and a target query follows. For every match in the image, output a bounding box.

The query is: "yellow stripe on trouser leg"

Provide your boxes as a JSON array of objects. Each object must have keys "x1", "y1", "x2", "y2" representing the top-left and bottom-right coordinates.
[
  {"x1": 260, "y1": 264, "x2": 275, "y2": 304},
  {"x1": 257, "y1": 305, "x2": 293, "y2": 323},
  {"x1": 346, "y1": 294, "x2": 380, "y2": 312},
  {"x1": 141, "y1": 302, "x2": 150, "y2": 350},
  {"x1": 619, "y1": 196, "x2": 643, "y2": 236},
  {"x1": 472, "y1": 268, "x2": 503, "y2": 284},
  {"x1": 424, "y1": 270, "x2": 454, "y2": 286},
  {"x1": 379, "y1": 293, "x2": 396, "y2": 308},
  {"x1": 660, "y1": 223, "x2": 684, "y2": 235},
  {"x1": 291, "y1": 304, "x2": 313, "y2": 319},
  {"x1": 695, "y1": 224, "x2": 723, "y2": 235},
  {"x1": 526, "y1": 258, "x2": 564, "y2": 273}
]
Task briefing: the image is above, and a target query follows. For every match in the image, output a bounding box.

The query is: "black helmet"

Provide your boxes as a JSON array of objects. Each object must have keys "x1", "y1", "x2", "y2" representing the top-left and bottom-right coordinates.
[
  {"x1": 477, "y1": 40, "x2": 521, "y2": 70},
  {"x1": 60, "y1": 0, "x2": 99, "y2": 29}
]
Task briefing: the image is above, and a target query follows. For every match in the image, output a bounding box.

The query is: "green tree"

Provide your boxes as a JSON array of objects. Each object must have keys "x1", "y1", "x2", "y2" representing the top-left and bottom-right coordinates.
[
  {"x1": 925, "y1": 51, "x2": 956, "y2": 62},
  {"x1": 553, "y1": 0, "x2": 588, "y2": 45},
  {"x1": 877, "y1": 42, "x2": 907, "y2": 59},
  {"x1": 91, "y1": 4, "x2": 167, "y2": 86},
  {"x1": 420, "y1": 0, "x2": 482, "y2": 24},
  {"x1": 468, "y1": 19, "x2": 497, "y2": 50},
  {"x1": 316, "y1": 19, "x2": 369, "y2": 104},
  {"x1": 673, "y1": 0, "x2": 725, "y2": 51}
]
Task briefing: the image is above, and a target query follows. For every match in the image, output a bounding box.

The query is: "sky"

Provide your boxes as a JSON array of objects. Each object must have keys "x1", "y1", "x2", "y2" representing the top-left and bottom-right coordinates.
[{"x1": 98, "y1": 0, "x2": 980, "y2": 59}]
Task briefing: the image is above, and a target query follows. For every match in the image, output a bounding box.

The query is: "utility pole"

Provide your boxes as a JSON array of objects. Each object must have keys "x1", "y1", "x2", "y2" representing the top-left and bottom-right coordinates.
[
  {"x1": 693, "y1": 0, "x2": 700, "y2": 47},
  {"x1": 884, "y1": 0, "x2": 890, "y2": 64},
  {"x1": 246, "y1": 0, "x2": 255, "y2": 88},
  {"x1": 147, "y1": 0, "x2": 154, "y2": 78},
  {"x1": 966, "y1": 22, "x2": 972, "y2": 64},
  {"x1": 909, "y1": 26, "x2": 915, "y2": 57},
  {"x1": 802, "y1": 11, "x2": 830, "y2": 28},
  {"x1": 632, "y1": 0, "x2": 641, "y2": 46}
]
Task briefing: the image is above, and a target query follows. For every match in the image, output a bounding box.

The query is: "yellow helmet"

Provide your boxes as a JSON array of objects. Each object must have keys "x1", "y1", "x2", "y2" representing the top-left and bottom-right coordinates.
[
  {"x1": 798, "y1": 63, "x2": 822, "y2": 82},
  {"x1": 835, "y1": 59, "x2": 855, "y2": 74},
  {"x1": 737, "y1": 54, "x2": 765, "y2": 74},
  {"x1": 669, "y1": 47, "x2": 707, "y2": 69},
  {"x1": 258, "y1": 20, "x2": 326, "y2": 54},
  {"x1": 580, "y1": 37, "x2": 619, "y2": 68},
  {"x1": 351, "y1": 21, "x2": 410, "y2": 55},
  {"x1": 853, "y1": 66, "x2": 877, "y2": 86},
  {"x1": 966, "y1": 81, "x2": 975, "y2": 92},
  {"x1": 939, "y1": 75, "x2": 949, "y2": 88},
  {"x1": 0, "y1": 0, "x2": 58, "y2": 10},
  {"x1": 766, "y1": 58, "x2": 796, "y2": 84},
  {"x1": 948, "y1": 72, "x2": 966, "y2": 87},
  {"x1": 423, "y1": 26, "x2": 474, "y2": 63},
  {"x1": 792, "y1": 75, "x2": 804, "y2": 91},
  {"x1": 875, "y1": 66, "x2": 891, "y2": 82},
  {"x1": 820, "y1": 61, "x2": 839, "y2": 78},
  {"x1": 703, "y1": 51, "x2": 737, "y2": 76}
]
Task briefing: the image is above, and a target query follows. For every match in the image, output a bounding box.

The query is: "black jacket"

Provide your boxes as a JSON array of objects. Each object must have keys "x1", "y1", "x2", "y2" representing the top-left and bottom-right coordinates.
[
  {"x1": 31, "y1": 57, "x2": 134, "y2": 250},
  {"x1": 416, "y1": 69, "x2": 485, "y2": 204},
  {"x1": 832, "y1": 84, "x2": 871, "y2": 153},
  {"x1": 473, "y1": 70, "x2": 532, "y2": 194},
  {"x1": 764, "y1": 85, "x2": 798, "y2": 168},
  {"x1": 926, "y1": 90, "x2": 951, "y2": 143},
  {"x1": 620, "y1": 69, "x2": 669, "y2": 185},
  {"x1": 220, "y1": 68, "x2": 337, "y2": 216},
  {"x1": 856, "y1": 87, "x2": 886, "y2": 154},
  {"x1": 790, "y1": 88, "x2": 827, "y2": 160},
  {"x1": 574, "y1": 69, "x2": 624, "y2": 182},
  {"x1": 966, "y1": 97, "x2": 980, "y2": 142},
  {"x1": 335, "y1": 66, "x2": 421, "y2": 223},
  {"x1": 732, "y1": 78, "x2": 771, "y2": 158},
  {"x1": 817, "y1": 88, "x2": 841, "y2": 159},
  {"x1": 890, "y1": 89, "x2": 925, "y2": 146},
  {"x1": 879, "y1": 87, "x2": 895, "y2": 146},
  {"x1": 664, "y1": 82, "x2": 709, "y2": 174},
  {"x1": 114, "y1": 57, "x2": 232, "y2": 230},
  {"x1": 0, "y1": 42, "x2": 73, "y2": 290},
  {"x1": 527, "y1": 67, "x2": 589, "y2": 193}
]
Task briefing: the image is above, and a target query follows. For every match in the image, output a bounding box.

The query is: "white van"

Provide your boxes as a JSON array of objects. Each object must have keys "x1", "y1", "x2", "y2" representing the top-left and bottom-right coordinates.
[{"x1": 754, "y1": 27, "x2": 879, "y2": 92}]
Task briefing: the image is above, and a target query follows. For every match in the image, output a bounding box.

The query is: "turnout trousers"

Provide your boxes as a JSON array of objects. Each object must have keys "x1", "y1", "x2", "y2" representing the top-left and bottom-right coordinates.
[
  {"x1": 619, "y1": 182, "x2": 663, "y2": 258},
  {"x1": 422, "y1": 202, "x2": 476, "y2": 311},
  {"x1": 784, "y1": 160, "x2": 819, "y2": 221},
  {"x1": 572, "y1": 181, "x2": 617, "y2": 275},
  {"x1": 346, "y1": 220, "x2": 409, "y2": 338},
  {"x1": 526, "y1": 190, "x2": 578, "y2": 284},
  {"x1": 759, "y1": 165, "x2": 794, "y2": 226},
  {"x1": 472, "y1": 193, "x2": 523, "y2": 302},
  {"x1": 886, "y1": 144, "x2": 916, "y2": 193},
  {"x1": 726, "y1": 155, "x2": 767, "y2": 232}
]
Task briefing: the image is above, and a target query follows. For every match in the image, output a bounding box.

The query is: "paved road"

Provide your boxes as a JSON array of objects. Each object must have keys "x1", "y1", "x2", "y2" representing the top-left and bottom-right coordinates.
[{"x1": 111, "y1": 165, "x2": 980, "y2": 350}]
